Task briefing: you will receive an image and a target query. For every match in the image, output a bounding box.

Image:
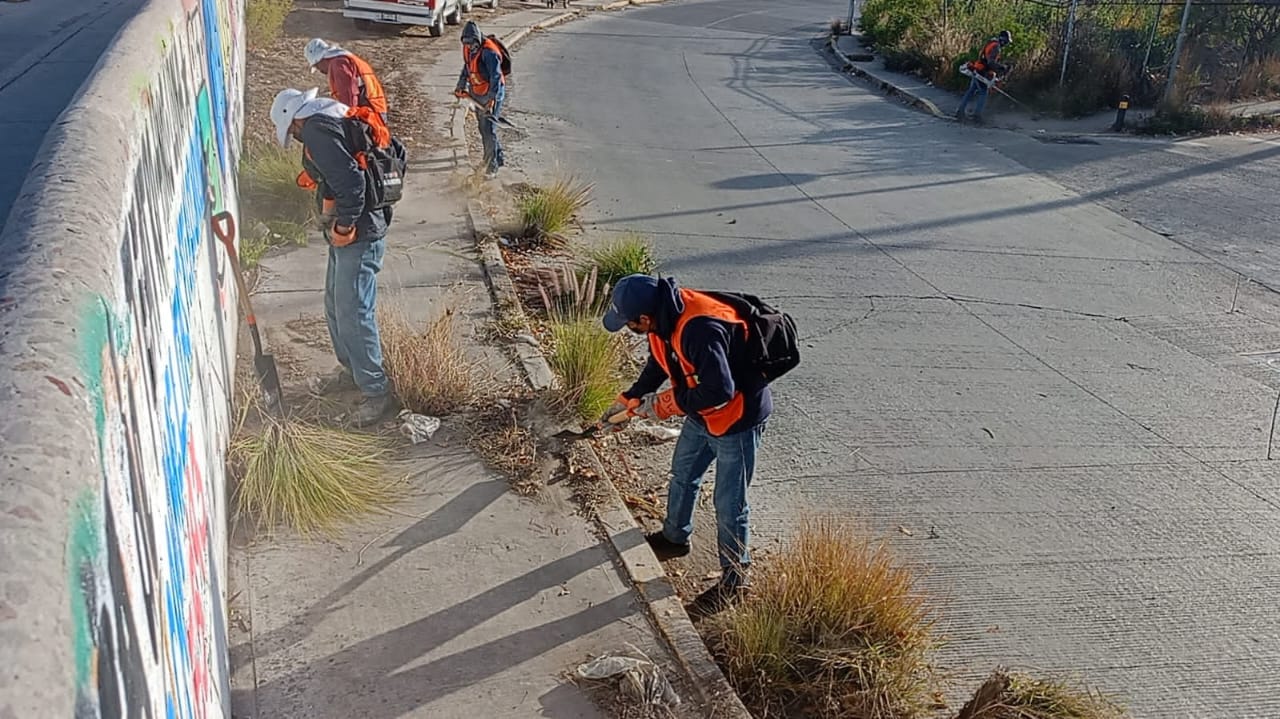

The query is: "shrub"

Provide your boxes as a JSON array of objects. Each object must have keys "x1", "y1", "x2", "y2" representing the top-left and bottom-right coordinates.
[
  {"x1": 956, "y1": 668, "x2": 1128, "y2": 719},
  {"x1": 239, "y1": 141, "x2": 314, "y2": 225},
  {"x1": 710, "y1": 517, "x2": 939, "y2": 719},
  {"x1": 537, "y1": 264, "x2": 625, "y2": 420}
]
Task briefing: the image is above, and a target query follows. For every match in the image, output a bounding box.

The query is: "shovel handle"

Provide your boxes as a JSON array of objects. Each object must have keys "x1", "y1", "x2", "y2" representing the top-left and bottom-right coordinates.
[
  {"x1": 212, "y1": 212, "x2": 258, "y2": 323},
  {"x1": 604, "y1": 409, "x2": 633, "y2": 426}
]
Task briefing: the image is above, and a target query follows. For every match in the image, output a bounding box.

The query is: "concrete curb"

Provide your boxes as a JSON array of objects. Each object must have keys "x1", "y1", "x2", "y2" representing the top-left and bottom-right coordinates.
[
  {"x1": 456, "y1": 8, "x2": 753, "y2": 718},
  {"x1": 827, "y1": 35, "x2": 949, "y2": 121}
]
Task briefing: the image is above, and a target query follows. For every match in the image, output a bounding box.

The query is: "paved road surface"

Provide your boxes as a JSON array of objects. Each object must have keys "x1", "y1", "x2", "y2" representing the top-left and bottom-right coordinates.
[
  {"x1": 0, "y1": 0, "x2": 144, "y2": 229},
  {"x1": 509, "y1": 0, "x2": 1280, "y2": 715}
]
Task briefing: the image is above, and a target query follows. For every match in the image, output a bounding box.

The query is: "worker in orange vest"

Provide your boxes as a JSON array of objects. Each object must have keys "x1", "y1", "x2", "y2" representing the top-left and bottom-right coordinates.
[
  {"x1": 454, "y1": 21, "x2": 508, "y2": 178},
  {"x1": 601, "y1": 274, "x2": 774, "y2": 615},
  {"x1": 956, "y1": 30, "x2": 1012, "y2": 125},
  {"x1": 305, "y1": 38, "x2": 389, "y2": 124}
]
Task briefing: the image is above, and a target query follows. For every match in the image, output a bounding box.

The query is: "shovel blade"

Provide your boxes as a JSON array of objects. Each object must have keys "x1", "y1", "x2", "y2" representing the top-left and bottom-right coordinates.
[{"x1": 255, "y1": 353, "x2": 285, "y2": 411}]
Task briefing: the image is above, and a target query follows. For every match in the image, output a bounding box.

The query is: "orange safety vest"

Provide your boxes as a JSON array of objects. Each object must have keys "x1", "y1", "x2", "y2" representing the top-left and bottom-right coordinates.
[
  {"x1": 464, "y1": 38, "x2": 506, "y2": 98},
  {"x1": 647, "y1": 289, "x2": 749, "y2": 437},
  {"x1": 295, "y1": 107, "x2": 392, "y2": 189},
  {"x1": 971, "y1": 39, "x2": 1001, "y2": 77},
  {"x1": 330, "y1": 53, "x2": 388, "y2": 117}
]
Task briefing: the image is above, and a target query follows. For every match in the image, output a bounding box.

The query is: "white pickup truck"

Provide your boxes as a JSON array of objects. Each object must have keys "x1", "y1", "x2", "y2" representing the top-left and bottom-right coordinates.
[{"x1": 343, "y1": 0, "x2": 499, "y2": 37}]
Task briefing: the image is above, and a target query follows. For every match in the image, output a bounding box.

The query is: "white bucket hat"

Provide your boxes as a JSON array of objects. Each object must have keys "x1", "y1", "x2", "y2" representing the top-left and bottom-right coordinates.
[
  {"x1": 270, "y1": 87, "x2": 318, "y2": 147},
  {"x1": 304, "y1": 38, "x2": 348, "y2": 71}
]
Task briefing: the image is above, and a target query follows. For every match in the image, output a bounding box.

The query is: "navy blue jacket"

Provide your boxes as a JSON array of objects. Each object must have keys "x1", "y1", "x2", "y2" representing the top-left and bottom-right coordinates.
[
  {"x1": 299, "y1": 113, "x2": 389, "y2": 243},
  {"x1": 623, "y1": 277, "x2": 772, "y2": 435}
]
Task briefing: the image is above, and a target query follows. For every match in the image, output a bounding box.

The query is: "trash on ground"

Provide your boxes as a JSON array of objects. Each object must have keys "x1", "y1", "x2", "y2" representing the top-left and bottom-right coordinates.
[
  {"x1": 398, "y1": 410, "x2": 441, "y2": 444},
  {"x1": 634, "y1": 423, "x2": 680, "y2": 442},
  {"x1": 576, "y1": 651, "x2": 680, "y2": 708}
]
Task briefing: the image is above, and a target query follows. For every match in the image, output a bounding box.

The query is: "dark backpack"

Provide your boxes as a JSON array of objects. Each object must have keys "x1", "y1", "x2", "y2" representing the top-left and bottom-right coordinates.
[
  {"x1": 487, "y1": 34, "x2": 513, "y2": 75},
  {"x1": 343, "y1": 118, "x2": 408, "y2": 211},
  {"x1": 704, "y1": 291, "x2": 800, "y2": 383}
]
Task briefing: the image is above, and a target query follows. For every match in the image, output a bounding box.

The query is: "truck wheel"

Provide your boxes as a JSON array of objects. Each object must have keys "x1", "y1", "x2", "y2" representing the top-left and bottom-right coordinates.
[
  {"x1": 429, "y1": 14, "x2": 444, "y2": 36},
  {"x1": 446, "y1": 4, "x2": 461, "y2": 24}
]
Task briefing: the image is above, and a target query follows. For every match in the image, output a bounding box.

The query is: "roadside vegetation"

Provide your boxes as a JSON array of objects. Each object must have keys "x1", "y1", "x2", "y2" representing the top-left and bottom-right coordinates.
[
  {"x1": 956, "y1": 669, "x2": 1128, "y2": 719},
  {"x1": 583, "y1": 232, "x2": 658, "y2": 287},
  {"x1": 380, "y1": 305, "x2": 486, "y2": 416},
  {"x1": 537, "y1": 264, "x2": 627, "y2": 421},
  {"x1": 857, "y1": 0, "x2": 1280, "y2": 120},
  {"x1": 237, "y1": 140, "x2": 313, "y2": 268},
  {"x1": 246, "y1": 0, "x2": 293, "y2": 49}
]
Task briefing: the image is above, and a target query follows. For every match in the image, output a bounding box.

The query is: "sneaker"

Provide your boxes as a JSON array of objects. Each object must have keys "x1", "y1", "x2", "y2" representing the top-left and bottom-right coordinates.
[
  {"x1": 688, "y1": 577, "x2": 747, "y2": 618},
  {"x1": 316, "y1": 366, "x2": 356, "y2": 395},
  {"x1": 645, "y1": 531, "x2": 691, "y2": 561},
  {"x1": 484, "y1": 167, "x2": 500, "y2": 179},
  {"x1": 353, "y1": 393, "x2": 396, "y2": 428},
  {"x1": 954, "y1": 109, "x2": 965, "y2": 122}
]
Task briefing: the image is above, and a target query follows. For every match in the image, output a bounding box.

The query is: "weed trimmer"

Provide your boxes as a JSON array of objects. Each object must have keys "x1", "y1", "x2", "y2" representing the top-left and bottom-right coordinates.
[
  {"x1": 212, "y1": 211, "x2": 286, "y2": 415},
  {"x1": 958, "y1": 64, "x2": 1041, "y2": 119}
]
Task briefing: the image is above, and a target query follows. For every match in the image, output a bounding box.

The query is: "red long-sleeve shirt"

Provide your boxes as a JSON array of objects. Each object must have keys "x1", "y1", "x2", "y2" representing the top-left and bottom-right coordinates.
[{"x1": 326, "y1": 55, "x2": 361, "y2": 108}]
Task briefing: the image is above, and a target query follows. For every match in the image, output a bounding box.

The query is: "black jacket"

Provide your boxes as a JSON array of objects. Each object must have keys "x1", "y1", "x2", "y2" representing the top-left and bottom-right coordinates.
[
  {"x1": 299, "y1": 113, "x2": 389, "y2": 243},
  {"x1": 623, "y1": 277, "x2": 772, "y2": 435}
]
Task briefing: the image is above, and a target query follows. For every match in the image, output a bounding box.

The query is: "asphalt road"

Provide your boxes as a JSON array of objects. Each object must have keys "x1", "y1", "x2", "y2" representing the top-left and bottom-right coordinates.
[
  {"x1": 0, "y1": 0, "x2": 143, "y2": 229},
  {"x1": 509, "y1": 0, "x2": 1280, "y2": 715}
]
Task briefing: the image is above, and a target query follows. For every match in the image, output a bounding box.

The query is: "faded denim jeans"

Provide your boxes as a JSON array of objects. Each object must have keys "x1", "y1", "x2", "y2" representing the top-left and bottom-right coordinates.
[
  {"x1": 324, "y1": 237, "x2": 388, "y2": 397},
  {"x1": 480, "y1": 86, "x2": 506, "y2": 173},
  {"x1": 956, "y1": 76, "x2": 990, "y2": 117},
  {"x1": 661, "y1": 419, "x2": 766, "y2": 589}
]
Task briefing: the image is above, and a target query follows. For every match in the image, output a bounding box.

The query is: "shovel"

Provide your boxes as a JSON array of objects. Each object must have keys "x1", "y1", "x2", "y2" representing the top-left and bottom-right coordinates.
[
  {"x1": 553, "y1": 408, "x2": 633, "y2": 441},
  {"x1": 212, "y1": 211, "x2": 286, "y2": 414}
]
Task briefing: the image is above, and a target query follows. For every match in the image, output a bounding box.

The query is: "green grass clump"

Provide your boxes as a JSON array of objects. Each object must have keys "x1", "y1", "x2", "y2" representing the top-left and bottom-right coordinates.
[
  {"x1": 583, "y1": 232, "x2": 657, "y2": 286},
  {"x1": 957, "y1": 668, "x2": 1128, "y2": 719},
  {"x1": 536, "y1": 264, "x2": 624, "y2": 420},
  {"x1": 246, "y1": 0, "x2": 293, "y2": 48},
  {"x1": 230, "y1": 417, "x2": 394, "y2": 536},
  {"x1": 517, "y1": 176, "x2": 592, "y2": 246},
  {"x1": 711, "y1": 516, "x2": 940, "y2": 719},
  {"x1": 239, "y1": 141, "x2": 314, "y2": 224}
]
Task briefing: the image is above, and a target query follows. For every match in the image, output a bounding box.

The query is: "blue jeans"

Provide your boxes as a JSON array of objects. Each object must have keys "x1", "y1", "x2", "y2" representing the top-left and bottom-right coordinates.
[
  {"x1": 480, "y1": 89, "x2": 505, "y2": 172},
  {"x1": 957, "y1": 77, "x2": 989, "y2": 117},
  {"x1": 324, "y1": 237, "x2": 388, "y2": 397},
  {"x1": 662, "y1": 419, "x2": 765, "y2": 589}
]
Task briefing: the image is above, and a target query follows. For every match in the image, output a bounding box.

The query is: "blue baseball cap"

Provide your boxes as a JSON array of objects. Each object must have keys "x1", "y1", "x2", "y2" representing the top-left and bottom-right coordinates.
[{"x1": 602, "y1": 274, "x2": 660, "y2": 332}]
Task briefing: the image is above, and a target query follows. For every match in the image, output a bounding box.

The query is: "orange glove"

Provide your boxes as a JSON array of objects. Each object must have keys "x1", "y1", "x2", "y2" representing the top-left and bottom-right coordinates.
[
  {"x1": 454, "y1": 89, "x2": 468, "y2": 99},
  {"x1": 327, "y1": 222, "x2": 356, "y2": 247},
  {"x1": 635, "y1": 390, "x2": 681, "y2": 420},
  {"x1": 296, "y1": 169, "x2": 318, "y2": 190}
]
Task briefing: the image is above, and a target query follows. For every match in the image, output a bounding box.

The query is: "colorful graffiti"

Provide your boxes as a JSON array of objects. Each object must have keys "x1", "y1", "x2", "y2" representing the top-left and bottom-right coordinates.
[{"x1": 68, "y1": 0, "x2": 244, "y2": 716}]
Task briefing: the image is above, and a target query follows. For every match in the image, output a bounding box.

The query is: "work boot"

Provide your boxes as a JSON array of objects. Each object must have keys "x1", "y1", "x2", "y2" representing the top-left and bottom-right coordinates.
[
  {"x1": 954, "y1": 109, "x2": 965, "y2": 122},
  {"x1": 315, "y1": 366, "x2": 356, "y2": 395},
  {"x1": 688, "y1": 576, "x2": 747, "y2": 618},
  {"x1": 353, "y1": 393, "x2": 396, "y2": 428},
  {"x1": 484, "y1": 166, "x2": 500, "y2": 179},
  {"x1": 971, "y1": 114, "x2": 985, "y2": 126},
  {"x1": 645, "y1": 531, "x2": 691, "y2": 561}
]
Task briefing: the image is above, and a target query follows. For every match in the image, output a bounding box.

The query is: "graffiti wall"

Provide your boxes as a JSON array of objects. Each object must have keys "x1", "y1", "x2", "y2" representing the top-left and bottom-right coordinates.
[{"x1": 63, "y1": 0, "x2": 245, "y2": 716}]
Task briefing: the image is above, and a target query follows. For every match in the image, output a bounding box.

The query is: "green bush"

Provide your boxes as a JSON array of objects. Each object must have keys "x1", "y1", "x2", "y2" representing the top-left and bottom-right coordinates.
[
  {"x1": 246, "y1": 0, "x2": 293, "y2": 49},
  {"x1": 583, "y1": 232, "x2": 657, "y2": 287}
]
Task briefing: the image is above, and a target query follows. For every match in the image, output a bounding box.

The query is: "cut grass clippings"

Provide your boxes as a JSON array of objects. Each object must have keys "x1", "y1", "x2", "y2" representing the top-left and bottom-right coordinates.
[
  {"x1": 380, "y1": 306, "x2": 484, "y2": 416},
  {"x1": 583, "y1": 232, "x2": 657, "y2": 287},
  {"x1": 710, "y1": 516, "x2": 940, "y2": 719},
  {"x1": 956, "y1": 668, "x2": 1129, "y2": 719},
  {"x1": 517, "y1": 176, "x2": 593, "y2": 247},
  {"x1": 467, "y1": 403, "x2": 541, "y2": 495},
  {"x1": 230, "y1": 415, "x2": 396, "y2": 536}
]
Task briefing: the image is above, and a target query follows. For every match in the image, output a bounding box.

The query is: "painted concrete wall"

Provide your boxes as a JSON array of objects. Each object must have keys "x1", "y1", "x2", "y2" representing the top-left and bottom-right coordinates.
[{"x1": 0, "y1": 0, "x2": 244, "y2": 716}]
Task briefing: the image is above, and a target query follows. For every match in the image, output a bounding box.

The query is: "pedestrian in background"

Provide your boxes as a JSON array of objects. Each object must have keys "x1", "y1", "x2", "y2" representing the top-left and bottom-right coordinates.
[
  {"x1": 956, "y1": 29, "x2": 1012, "y2": 125},
  {"x1": 454, "y1": 21, "x2": 508, "y2": 178},
  {"x1": 305, "y1": 38, "x2": 389, "y2": 124}
]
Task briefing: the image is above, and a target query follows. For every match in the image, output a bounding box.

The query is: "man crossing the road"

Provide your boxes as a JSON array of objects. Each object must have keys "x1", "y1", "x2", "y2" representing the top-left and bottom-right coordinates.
[{"x1": 601, "y1": 274, "x2": 773, "y2": 614}]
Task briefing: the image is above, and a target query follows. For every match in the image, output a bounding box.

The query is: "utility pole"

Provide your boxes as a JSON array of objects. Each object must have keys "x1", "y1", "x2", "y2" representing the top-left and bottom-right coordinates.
[
  {"x1": 1059, "y1": 0, "x2": 1079, "y2": 88},
  {"x1": 1164, "y1": 0, "x2": 1195, "y2": 104}
]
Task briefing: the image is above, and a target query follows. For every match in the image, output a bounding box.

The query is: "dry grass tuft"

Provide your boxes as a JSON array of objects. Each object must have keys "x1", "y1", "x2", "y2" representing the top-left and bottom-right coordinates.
[
  {"x1": 240, "y1": 141, "x2": 314, "y2": 224},
  {"x1": 710, "y1": 516, "x2": 940, "y2": 719},
  {"x1": 956, "y1": 668, "x2": 1129, "y2": 719},
  {"x1": 230, "y1": 413, "x2": 395, "y2": 536},
  {"x1": 536, "y1": 264, "x2": 626, "y2": 421},
  {"x1": 517, "y1": 176, "x2": 593, "y2": 246},
  {"x1": 379, "y1": 306, "x2": 483, "y2": 416}
]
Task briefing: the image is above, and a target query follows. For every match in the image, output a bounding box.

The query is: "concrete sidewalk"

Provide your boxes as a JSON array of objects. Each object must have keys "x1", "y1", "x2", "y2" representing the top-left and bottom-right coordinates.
[{"x1": 226, "y1": 8, "x2": 699, "y2": 718}]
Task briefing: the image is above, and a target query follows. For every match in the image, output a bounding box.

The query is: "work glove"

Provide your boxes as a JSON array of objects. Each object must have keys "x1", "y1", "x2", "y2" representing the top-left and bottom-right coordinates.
[
  {"x1": 634, "y1": 390, "x2": 681, "y2": 421},
  {"x1": 599, "y1": 395, "x2": 640, "y2": 427},
  {"x1": 327, "y1": 222, "x2": 357, "y2": 248},
  {"x1": 317, "y1": 197, "x2": 337, "y2": 232},
  {"x1": 454, "y1": 87, "x2": 468, "y2": 99}
]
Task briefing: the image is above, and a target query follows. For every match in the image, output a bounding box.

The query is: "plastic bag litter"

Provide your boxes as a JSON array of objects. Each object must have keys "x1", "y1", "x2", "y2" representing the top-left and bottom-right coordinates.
[
  {"x1": 398, "y1": 411, "x2": 441, "y2": 444},
  {"x1": 576, "y1": 654, "x2": 681, "y2": 707}
]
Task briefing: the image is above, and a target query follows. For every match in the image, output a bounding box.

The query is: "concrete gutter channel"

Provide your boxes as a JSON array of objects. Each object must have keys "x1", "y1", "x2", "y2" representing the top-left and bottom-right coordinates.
[
  {"x1": 825, "y1": 34, "x2": 951, "y2": 121},
  {"x1": 460, "y1": 4, "x2": 753, "y2": 716}
]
